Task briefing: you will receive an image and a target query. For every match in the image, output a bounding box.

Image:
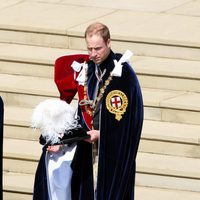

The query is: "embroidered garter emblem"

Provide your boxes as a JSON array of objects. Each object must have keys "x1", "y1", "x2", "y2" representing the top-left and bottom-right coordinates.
[{"x1": 106, "y1": 90, "x2": 128, "y2": 121}]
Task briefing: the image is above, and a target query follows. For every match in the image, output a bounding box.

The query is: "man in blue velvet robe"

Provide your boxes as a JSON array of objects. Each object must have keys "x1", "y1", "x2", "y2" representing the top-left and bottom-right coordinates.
[{"x1": 33, "y1": 22, "x2": 143, "y2": 200}]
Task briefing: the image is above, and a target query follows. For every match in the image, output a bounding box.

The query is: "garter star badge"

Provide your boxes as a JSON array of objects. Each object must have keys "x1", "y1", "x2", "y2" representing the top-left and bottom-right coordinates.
[{"x1": 106, "y1": 90, "x2": 128, "y2": 121}]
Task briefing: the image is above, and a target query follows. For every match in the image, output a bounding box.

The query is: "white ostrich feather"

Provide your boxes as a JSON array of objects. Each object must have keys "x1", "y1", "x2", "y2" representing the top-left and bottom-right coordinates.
[{"x1": 31, "y1": 99, "x2": 78, "y2": 144}]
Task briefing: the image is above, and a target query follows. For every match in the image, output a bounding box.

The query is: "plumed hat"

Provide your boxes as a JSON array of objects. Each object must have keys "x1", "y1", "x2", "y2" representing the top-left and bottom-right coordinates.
[{"x1": 31, "y1": 99, "x2": 78, "y2": 144}]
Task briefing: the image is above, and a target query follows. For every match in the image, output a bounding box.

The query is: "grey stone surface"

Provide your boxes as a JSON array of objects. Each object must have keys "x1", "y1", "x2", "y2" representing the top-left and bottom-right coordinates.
[
  {"x1": 0, "y1": 2, "x2": 113, "y2": 34},
  {"x1": 0, "y1": 0, "x2": 23, "y2": 10},
  {"x1": 1, "y1": 0, "x2": 200, "y2": 198},
  {"x1": 168, "y1": 0, "x2": 200, "y2": 16},
  {"x1": 61, "y1": 0, "x2": 192, "y2": 12},
  {"x1": 0, "y1": 1, "x2": 199, "y2": 47}
]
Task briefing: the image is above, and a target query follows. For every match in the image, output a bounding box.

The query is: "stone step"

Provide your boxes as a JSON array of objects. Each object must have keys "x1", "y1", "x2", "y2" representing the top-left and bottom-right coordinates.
[
  {"x1": 3, "y1": 171, "x2": 200, "y2": 200},
  {"x1": 140, "y1": 120, "x2": 200, "y2": 158},
  {"x1": 1, "y1": 43, "x2": 200, "y2": 92},
  {"x1": 143, "y1": 88, "x2": 200, "y2": 125},
  {"x1": 138, "y1": 153, "x2": 200, "y2": 193},
  {"x1": 0, "y1": 2, "x2": 199, "y2": 60},
  {"x1": 3, "y1": 139, "x2": 41, "y2": 175},
  {"x1": 0, "y1": 88, "x2": 200, "y2": 138},
  {"x1": 136, "y1": 172, "x2": 200, "y2": 193},
  {"x1": 137, "y1": 152, "x2": 200, "y2": 180},
  {"x1": 2, "y1": 79, "x2": 200, "y2": 125},
  {"x1": 3, "y1": 192, "x2": 32, "y2": 200},
  {"x1": 4, "y1": 124, "x2": 200, "y2": 159},
  {"x1": 135, "y1": 186, "x2": 200, "y2": 200},
  {"x1": 4, "y1": 125, "x2": 40, "y2": 141},
  {"x1": 0, "y1": 43, "x2": 85, "y2": 78},
  {"x1": 3, "y1": 102, "x2": 200, "y2": 158},
  {"x1": 133, "y1": 56, "x2": 200, "y2": 93},
  {"x1": 3, "y1": 138, "x2": 200, "y2": 189},
  {"x1": 3, "y1": 138, "x2": 48, "y2": 172},
  {"x1": 0, "y1": 74, "x2": 59, "y2": 99},
  {"x1": 4, "y1": 104, "x2": 200, "y2": 159},
  {"x1": 3, "y1": 172, "x2": 33, "y2": 196},
  {"x1": 7, "y1": 120, "x2": 200, "y2": 161}
]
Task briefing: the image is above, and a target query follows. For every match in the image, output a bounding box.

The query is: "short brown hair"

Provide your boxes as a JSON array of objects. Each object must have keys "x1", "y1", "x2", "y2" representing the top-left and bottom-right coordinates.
[{"x1": 84, "y1": 22, "x2": 110, "y2": 42}]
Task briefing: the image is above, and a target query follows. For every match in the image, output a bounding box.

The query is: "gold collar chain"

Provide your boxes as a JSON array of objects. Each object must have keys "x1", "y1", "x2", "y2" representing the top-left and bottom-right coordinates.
[{"x1": 82, "y1": 65, "x2": 113, "y2": 116}]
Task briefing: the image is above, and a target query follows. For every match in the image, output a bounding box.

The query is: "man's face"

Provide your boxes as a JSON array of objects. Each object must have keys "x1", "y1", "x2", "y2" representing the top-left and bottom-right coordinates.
[{"x1": 86, "y1": 34, "x2": 111, "y2": 65}]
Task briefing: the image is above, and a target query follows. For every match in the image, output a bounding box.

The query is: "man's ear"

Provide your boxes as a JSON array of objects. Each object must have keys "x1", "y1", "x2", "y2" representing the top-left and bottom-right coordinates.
[{"x1": 107, "y1": 39, "x2": 111, "y2": 48}]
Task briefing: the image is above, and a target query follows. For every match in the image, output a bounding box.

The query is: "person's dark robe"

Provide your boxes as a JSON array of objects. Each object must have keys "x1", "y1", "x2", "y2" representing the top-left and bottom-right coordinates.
[
  {"x1": 93, "y1": 52, "x2": 143, "y2": 200},
  {"x1": 33, "y1": 51, "x2": 143, "y2": 200},
  {"x1": 0, "y1": 97, "x2": 4, "y2": 200},
  {"x1": 33, "y1": 55, "x2": 94, "y2": 200}
]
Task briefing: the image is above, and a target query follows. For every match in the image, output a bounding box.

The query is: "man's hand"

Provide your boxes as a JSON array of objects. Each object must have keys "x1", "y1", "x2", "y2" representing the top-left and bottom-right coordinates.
[{"x1": 85, "y1": 130, "x2": 100, "y2": 143}]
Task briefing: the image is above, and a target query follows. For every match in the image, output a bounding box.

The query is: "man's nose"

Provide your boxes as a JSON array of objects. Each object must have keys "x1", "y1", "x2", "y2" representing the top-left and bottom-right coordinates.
[{"x1": 90, "y1": 49, "x2": 97, "y2": 58}]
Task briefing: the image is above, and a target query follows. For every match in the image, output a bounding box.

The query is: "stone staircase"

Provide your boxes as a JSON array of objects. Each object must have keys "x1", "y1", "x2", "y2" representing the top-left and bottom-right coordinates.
[{"x1": 1, "y1": 0, "x2": 200, "y2": 200}]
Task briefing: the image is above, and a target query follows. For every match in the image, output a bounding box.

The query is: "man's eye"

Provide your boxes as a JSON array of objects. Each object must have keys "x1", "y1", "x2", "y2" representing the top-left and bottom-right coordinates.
[
  {"x1": 95, "y1": 47, "x2": 101, "y2": 51},
  {"x1": 87, "y1": 47, "x2": 102, "y2": 52}
]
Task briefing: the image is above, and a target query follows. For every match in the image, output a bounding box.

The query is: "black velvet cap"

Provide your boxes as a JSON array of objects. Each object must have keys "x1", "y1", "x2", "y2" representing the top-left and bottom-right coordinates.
[{"x1": 39, "y1": 127, "x2": 90, "y2": 146}]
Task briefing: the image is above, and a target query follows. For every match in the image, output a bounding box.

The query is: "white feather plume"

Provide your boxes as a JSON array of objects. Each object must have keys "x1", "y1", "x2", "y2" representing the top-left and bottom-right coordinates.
[{"x1": 31, "y1": 99, "x2": 78, "y2": 144}]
